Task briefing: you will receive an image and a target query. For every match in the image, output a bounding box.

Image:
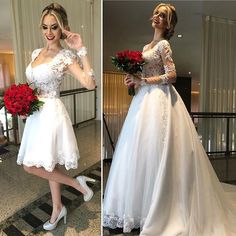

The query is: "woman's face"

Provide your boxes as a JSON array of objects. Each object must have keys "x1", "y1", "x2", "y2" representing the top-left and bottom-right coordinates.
[
  {"x1": 41, "y1": 14, "x2": 62, "y2": 44},
  {"x1": 152, "y1": 6, "x2": 168, "y2": 30}
]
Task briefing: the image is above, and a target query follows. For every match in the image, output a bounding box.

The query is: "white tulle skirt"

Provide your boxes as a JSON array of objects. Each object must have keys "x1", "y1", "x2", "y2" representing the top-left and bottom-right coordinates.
[
  {"x1": 17, "y1": 97, "x2": 80, "y2": 172},
  {"x1": 103, "y1": 84, "x2": 236, "y2": 235}
]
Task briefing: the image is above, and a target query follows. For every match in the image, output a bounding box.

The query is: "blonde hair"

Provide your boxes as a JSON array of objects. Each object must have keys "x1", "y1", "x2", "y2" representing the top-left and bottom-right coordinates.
[
  {"x1": 153, "y1": 3, "x2": 177, "y2": 40},
  {"x1": 39, "y1": 3, "x2": 69, "y2": 40}
]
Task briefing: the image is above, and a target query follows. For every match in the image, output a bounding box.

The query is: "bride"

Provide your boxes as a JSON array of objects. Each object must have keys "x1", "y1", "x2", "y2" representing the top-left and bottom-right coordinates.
[
  {"x1": 17, "y1": 3, "x2": 96, "y2": 231},
  {"x1": 103, "y1": 3, "x2": 236, "y2": 236}
]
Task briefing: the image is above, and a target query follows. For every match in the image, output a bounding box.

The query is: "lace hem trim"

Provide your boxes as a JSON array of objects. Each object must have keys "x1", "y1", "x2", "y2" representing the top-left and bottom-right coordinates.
[
  {"x1": 103, "y1": 214, "x2": 144, "y2": 233},
  {"x1": 17, "y1": 153, "x2": 79, "y2": 172}
]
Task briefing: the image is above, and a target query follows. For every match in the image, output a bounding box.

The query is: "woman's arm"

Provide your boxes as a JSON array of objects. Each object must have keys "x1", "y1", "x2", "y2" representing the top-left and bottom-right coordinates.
[
  {"x1": 63, "y1": 29, "x2": 96, "y2": 90},
  {"x1": 67, "y1": 53, "x2": 96, "y2": 90},
  {"x1": 144, "y1": 71, "x2": 176, "y2": 85}
]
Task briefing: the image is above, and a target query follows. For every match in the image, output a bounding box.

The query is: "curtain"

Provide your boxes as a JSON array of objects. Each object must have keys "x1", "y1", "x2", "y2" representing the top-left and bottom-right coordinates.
[
  {"x1": 103, "y1": 71, "x2": 132, "y2": 159},
  {"x1": 200, "y1": 16, "x2": 236, "y2": 152},
  {"x1": 0, "y1": 64, "x2": 10, "y2": 89},
  {"x1": 10, "y1": 0, "x2": 101, "y2": 140}
]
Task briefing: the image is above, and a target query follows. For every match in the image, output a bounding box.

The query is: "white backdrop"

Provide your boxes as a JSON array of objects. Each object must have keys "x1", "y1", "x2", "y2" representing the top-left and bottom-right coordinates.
[
  {"x1": 200, "y1": 15, "x2": 236, "y2": 152},
  {"x1": 201, "y1": 15, "x2": 236, "y2": 113}
]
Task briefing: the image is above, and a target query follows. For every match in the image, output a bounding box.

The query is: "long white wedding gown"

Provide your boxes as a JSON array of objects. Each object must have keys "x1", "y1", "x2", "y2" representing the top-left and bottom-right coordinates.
[
  {"x1": 17, "y1": 48, "x2": 80, "y2": 172},
  {"x1": 103, "y1": 40, "x2": 236, "y2": 235}
]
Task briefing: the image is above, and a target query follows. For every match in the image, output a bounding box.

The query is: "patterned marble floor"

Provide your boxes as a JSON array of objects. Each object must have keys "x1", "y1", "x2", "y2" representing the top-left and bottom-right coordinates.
[
  {"x1": 0, "y1": 120, "x2": 101, "y2": 236},
  {"x1": 103, "y1": 228, "x2": 139, "y2": 236}
]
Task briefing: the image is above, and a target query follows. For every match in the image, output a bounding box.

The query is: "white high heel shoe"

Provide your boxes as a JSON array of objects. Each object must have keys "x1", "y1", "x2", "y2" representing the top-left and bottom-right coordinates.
[
  {"x1": 76, "y1": 175, "x2": 96, "y2": 201},
  {"x1": 43, "y1": 206, "x2": 67, "y2": 231}
]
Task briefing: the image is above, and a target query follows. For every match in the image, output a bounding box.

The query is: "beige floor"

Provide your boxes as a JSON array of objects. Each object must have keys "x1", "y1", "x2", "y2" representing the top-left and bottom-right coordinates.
[
  {"x1": 0, "y1": 120, "x2": 101, "y2": 235},
  {"x1": 31, "y1": 190, "x2": 101, "y2": 236}
]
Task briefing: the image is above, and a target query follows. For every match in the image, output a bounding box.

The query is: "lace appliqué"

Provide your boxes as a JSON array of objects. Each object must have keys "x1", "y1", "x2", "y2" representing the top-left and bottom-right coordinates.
[
  {"x1": 82, "y1": 69, "x2": 95, "y2": 81},
  {"x1": 17, "y1": 151, "x2": 79, "y2": 172},
  {"x1": 76, "y1": 47, "x2": 87, "y2": 58},
  {"x1": 26, "y1": 49, "x2": 77, "y2": 98},
  {"x1": 51, "y1": 49, "x2": 77, "y2": 78},
  {"x1": 160, "y1": 74, "x2": 169, "y2": 85},
  {"x1": 142, "y1": 40, "x2": 176, "y2": 85},
  {"x1": 158, "y1": 40, "x2": 176, "y2": 85},
  {"x1": 160, "y1": 87, "x2": 168, "y2": 144},
  {"x1": 103, "y1": 214, "x2": 143, "y2": 233}
]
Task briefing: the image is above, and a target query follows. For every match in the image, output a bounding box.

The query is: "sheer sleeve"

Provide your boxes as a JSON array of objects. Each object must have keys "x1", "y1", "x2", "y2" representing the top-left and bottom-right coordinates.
[
  {"x1": 143, "y1": 40, "x2": 176, "y2": 85},
  {"x1": 31, "y1": 49, "x2": 42, "y2": 61},
  {"x1": 48, "y1": 50, "x2": 77, "y2": 78},
  {"x1": 158, "y1": 40, "x2": 176, "y2": 84},
  {"x1": 63, "y1": 50, "x2": 77, "y2": 67}
]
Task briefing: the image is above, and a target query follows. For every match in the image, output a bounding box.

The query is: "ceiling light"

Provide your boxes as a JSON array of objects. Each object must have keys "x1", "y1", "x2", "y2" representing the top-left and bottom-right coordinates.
[{"x1": 177, "y1": 34, "x2": 182, "y2": 38}]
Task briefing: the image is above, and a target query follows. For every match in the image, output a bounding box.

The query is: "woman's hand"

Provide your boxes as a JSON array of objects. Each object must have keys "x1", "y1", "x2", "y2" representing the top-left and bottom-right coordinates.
[
  {"x1": 62, "y1": 29, "x2": 83, "y2": 51},
  {"x1": 19, "y1": 115, "x2": 27, "y2": 120},
  {"x1": 124, "y1": 74, "x2": 142, "y2": 88}
]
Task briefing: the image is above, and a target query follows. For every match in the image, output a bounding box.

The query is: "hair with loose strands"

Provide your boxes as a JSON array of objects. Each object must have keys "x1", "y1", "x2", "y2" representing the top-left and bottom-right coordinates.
[
  {"x1": 39, "y1": 3, "x2": 69, "y2": 40},
  {"x1": 153, "y1": 3, "x2": 178, "y2": 40}
]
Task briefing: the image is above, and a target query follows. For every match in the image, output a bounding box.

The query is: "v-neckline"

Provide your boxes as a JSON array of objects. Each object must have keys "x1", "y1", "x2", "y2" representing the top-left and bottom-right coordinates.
[
  {"x1": 30, "y1": 48, "x2": 64, "y2": 69},
  {"x1": 143, "y1": 39, "x2": 165, "y2": 53}
]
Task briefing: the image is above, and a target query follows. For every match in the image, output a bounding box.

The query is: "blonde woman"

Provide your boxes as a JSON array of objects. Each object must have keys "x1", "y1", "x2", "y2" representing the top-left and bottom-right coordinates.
[
  {"x1": 104, "y1": 3, "x2": 236, "y2": 235},
  {"x1": 17, "y1": 3, "x2": 96, "y2": 231}
]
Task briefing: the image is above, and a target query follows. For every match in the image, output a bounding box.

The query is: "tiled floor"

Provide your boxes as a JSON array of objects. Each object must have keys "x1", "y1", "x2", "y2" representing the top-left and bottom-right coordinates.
[
  {"x1": 0, "y1": 120, "x2": 101, "y2": 236},
  {"x1": 103, "y1": 228, "x2": 139, "y2": 236}
]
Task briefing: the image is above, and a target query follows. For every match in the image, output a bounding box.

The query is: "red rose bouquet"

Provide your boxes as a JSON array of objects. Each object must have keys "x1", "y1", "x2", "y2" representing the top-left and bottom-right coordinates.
[
  {"x1": 0, "y1": 83, "x2": 44, "y2": 117},
  {"x1": 111, "y1": 50, "x2": 146, "y2": 96}
]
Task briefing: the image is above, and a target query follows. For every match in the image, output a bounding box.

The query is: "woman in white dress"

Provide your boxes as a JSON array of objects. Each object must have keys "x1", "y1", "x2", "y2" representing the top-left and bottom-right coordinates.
[
  {"x1": 16, "y1": 3, "x2": 96, "y2": 231},
  {"x1": 103, "y1": 3, "x2": 236, "y2": 235}
]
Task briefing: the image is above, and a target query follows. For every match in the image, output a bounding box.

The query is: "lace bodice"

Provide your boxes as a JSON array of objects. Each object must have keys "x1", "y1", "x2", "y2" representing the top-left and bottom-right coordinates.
[
  {"x1": 142, "y1": 40, "x2": 176, "y2": 81},
  {"x1": 25, "y1": 48, "x2": 76, "y2": 98}
]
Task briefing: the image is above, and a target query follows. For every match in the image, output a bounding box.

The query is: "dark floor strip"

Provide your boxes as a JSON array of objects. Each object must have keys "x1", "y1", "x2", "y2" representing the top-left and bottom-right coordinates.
[
  {"x1": 61, "y1": 195, "x2": 72, "y2": 205},
  {"x1": 87, "y1": 173, "x2": 101, "y2": 181},
  {"x1": 3, "y1": 225, "x2": 25, "y2": 236},
  {"x1": 66, "y1": 186, "x2": 82, "y2": 196},
  {"x1": 22, "y1": 213, "x2": 43, "y2": 228},
  {"x1": 38, "y1": 203, "x2": 52, "y2": 215},
  {"x1": 0, "y1": 147, "x2": 9, "y2": 155}
]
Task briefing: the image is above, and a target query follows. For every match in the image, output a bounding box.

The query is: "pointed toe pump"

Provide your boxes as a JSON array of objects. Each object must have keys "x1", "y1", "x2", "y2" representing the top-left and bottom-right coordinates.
[{"x1": 43, "y1": 205, "x2": 67, "y2": 231}]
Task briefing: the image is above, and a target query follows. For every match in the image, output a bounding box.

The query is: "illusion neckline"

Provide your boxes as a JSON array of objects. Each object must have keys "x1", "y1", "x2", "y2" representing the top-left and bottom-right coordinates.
[{"x1": 30, "y1": 48, "x2": 65, "y2": 69}]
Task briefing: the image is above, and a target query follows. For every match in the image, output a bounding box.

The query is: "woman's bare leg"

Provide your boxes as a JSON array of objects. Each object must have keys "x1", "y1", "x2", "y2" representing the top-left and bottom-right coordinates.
[
  {"x1": 24, "y1": 165, "x2": 88, "y2": 223},
  {"x1": 23, "y1": 165, "x2": 86, "y2": 194},
  {"x1": 48, "y1": 180, "x2": 63, "y2": 223}
]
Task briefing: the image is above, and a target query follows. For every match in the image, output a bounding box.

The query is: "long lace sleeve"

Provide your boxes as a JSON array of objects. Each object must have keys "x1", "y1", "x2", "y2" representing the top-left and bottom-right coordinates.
[
  {"x1": 158, "y1": 40, "x2": 176, "y2": 84},
  {"x1": 50, "y1": 50, "x2": 77, "y2": 77},
  {"x1": 143, "y1": 40, "x2": 176, "y2": 85},
  {"x1": 63, "y1": 50, "x2": 77, "y2": 67}
]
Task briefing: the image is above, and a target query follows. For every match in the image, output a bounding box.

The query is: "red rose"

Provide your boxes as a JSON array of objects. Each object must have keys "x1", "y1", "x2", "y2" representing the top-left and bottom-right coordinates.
[
  {"x1": 1, "y1": 83, "x2": 44, "y2": 116},
  {"x1": 111, "y1": 49, "x2": 147, "y2": 96}
]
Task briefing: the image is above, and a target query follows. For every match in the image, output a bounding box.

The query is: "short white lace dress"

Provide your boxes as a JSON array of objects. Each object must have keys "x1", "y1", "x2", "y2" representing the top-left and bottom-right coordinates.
[{"x1": 17, "y1": 48, "x2": 80, "y2": 172}]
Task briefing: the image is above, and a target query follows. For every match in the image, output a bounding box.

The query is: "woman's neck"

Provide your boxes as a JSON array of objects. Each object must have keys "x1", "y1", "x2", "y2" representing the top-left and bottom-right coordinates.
[
  {"x1": 45, "y1": 42, "x2": 63, "y2": 52},
  {"x1": 152, "y1": 28, "x2": 164, "y2": 43}
]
